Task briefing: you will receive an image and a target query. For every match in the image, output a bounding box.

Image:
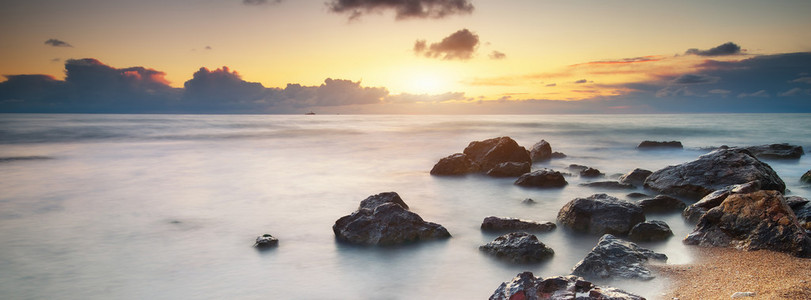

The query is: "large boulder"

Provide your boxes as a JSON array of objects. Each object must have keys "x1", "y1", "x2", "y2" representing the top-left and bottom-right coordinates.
[
  {"x1": 333, "y1": 193, "x2": 451, "y2": 246},
  {"x1": 627, "y1": 220, "x2": 673, "y2": 242},
  {"x1": 683, "y1": 190, "x2": 811, "y2": 258},
  {"x1": 514, "y1": 169, "x2": 568, "y2": 188},
  {"x1": 744, "y1": 143, "x2": 804, "y2": 159},
  {"x1": 479, "y1": 232, "x2": 554, "y2": 263},
  {"x1": 529, "y1": 139, "x2": 552, "y2": 162},
  {"x1": 637, "y1": 195, "x2": 686, "y2": 213},
  {"x1": 481, "y1": 216, "x2": 556, "y2": 233},
  {"x1": 557, "y1": 194, "x2": 645, "y2": 235},
  {"x1": 644, "y1": 148, "x2": 785, "y2": 199},
  {"x1": 572, "y1": 234, "x2": 667, "y2": 281},
  {"x1": 429, "y1": 153, "x2": 479, "y2": 175},
  {"x1": 637, "y1": 140, "x2": 682, "y2": 149},
  {"x1": 463, "y1": 136, "x2": 532, "y2": 172},
  {"x1": 682, "y1": 181, "x2": 761, "y2": 223},
  {"x1": 489, "y1": 272, "x2": 645, "y2": 300},
  {"x1": 486, "y1": 162, "x2": 531, "y2": 178},
  {"x1": 618, "y1": 168, "x2": 653, "y2": 186}
]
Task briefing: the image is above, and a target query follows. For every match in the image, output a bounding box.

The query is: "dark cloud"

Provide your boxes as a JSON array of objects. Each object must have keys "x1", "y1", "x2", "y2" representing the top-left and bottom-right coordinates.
[
  {"x1": 327, "y1": 0, "x2": 474, "y2": 20},
  {"x1": 574, "y1": 79, "x2": 587, "y2": 84},
  {"x1": 243, "y1": 0, "x2": 282, "y2": 5},
  {"x1": 414, "y1": 29, "x2": 479, "y2": 60},
  {"x1": 205, "y1": 46, "x2": 212, "y2": 50},
  {"x1": 685, "y1": 42, "x2": 742, "y2": 56},
  {"x1": 545, "y1": 83, "x2": 556, "y2": 87},
  {"x1": 182, "y1": 66, "x2": 270, "y2": 111},
  {"x1": 672, "y1": 74, "x2": 719, "y2": 84},
  {"x1": 275, "y1": 78, "x2": 389, "y2": 108},
  {"x1": 489, "y1": 51, "x2": 506, "y2": 60},
  {"x1": 573, "y1": 56, "x2": 663, "y2": 66},
  {"x1": 44, "y1": 39, "x2": 72, "y2": 47}
]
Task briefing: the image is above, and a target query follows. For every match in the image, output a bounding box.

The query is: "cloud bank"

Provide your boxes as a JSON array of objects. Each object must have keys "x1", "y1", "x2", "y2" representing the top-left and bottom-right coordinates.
[
  {"x1": 414, "y1": 29, "x2": 479, "y2": 60},
  {"x1": 327, "y1": 0, "x2": 474, "y2": 20}
]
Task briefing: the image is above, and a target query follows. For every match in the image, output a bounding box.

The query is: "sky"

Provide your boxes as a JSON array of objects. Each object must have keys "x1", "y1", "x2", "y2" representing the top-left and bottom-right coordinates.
[{"x1": 1, "y1": 0, "x2": 811, "y2": 114}]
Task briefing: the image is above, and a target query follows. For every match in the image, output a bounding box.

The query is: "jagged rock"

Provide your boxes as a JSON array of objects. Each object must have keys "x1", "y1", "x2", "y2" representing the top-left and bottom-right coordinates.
[
  {"x1": 684, "y1": 190, "x2": 811, "y2": 258},
  {"x1": 682, "y1": 181, "x2": 761, "y2": 223},
  {"x1": 638, "y1": 195, "x2": 686, "y2": 213},
  {"x1": 580, "y1": 167, "x2": 603, "y2": 178},
  {"x1": 514, "y1": 169, "x2": 568, "y2": 188},
  {"x1": 550, "y1": 152, "x2": 567, "y2": 159},
  {"x1": 744, "y1": 143, "x2": 804, "y2": 159},
  {"x1": 618, "y1": 168, "x2": 653, "y2": 186},
  {"x1": 463, "y1": 136, "x2": 532, "y2": 172},
  {"x1": 479, "y1": 232, "x2": 554, "y2": 263},
  {"x1": 254, "y1": 234, "x2": 279, "y2": 249},
  {"x1": 627, "y1": 192, "x2": 650, "y2": 199},
  {"x1": 628, "y1": 221, "x2": 673, "y2": 242},
  {"x1": 644, "y1": 148, "x2": 785, "y2": 199},
  {"x1": 802, "y1": 170, "x2": 811, "y2": 183},
  {"x1": 486, "y1": 162, "x2": 531, "y2": 177},
  {"x1": 430, "y1": 153, "x2": 478, "y2": 175},
  {"x1": 481, "y1": 216, "x2": 556, "y2": 233},
  {"x1": 580, "y1": 181, "x2": 636, "y2": 189},
  {"x1": 557, "y1": 194, "x2": 645, "y2": 235},
  {"x1": 785, "y1": 196, "x2": 810, "y2": 209},
  {"x1": 333, "y1": 193, "x2": 451, "y2": 246},
  {"x1": 359, "y1": 192, "x2": 409, "y2": 210},
  {"x1": 791, "y1": 199, "x2": 811, "y2": 231},
  {"x1": 488, "y1": 272, "x2": 645, "y2": 300},
  {"x1": 529, "y1": 139, "x2": 552, "y2": 162},
  {"x1": 572, "y1": 234, "x2": 667, "y2": 281},
  {"x1": 637, "y1": 141, "x2": 683, "y2": 149}
]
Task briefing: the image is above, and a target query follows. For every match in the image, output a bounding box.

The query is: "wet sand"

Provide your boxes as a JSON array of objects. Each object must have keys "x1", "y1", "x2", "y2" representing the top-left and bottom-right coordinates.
[{"x1": 651, "y1": 247, "x2": 811, "y2": 299}]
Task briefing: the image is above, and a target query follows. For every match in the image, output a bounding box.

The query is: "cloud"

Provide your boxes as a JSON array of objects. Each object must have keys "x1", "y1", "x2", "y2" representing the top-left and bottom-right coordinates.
[
  {"x1": 574, "y1": 79, "x2": 587, "y2": 84},
  {"x1": 685, "y1": 42, "x2": 742, "y2": 56},
  {"x1": 778, "y1": 88, "x2": 807, "y2": 97},
  {"x1": 414, "y1": 29, "x2": 479, "y2": 60},
  {"x1": 672, "y1": 74, "x2": 719, "y2": 84},
  {"x1": 572, "y1": 56, "x2": 663, "y2": 66},
  {"x1": 791, "y1": 77, "x2": 811, "y2": 84},
  {"x1": 545, "y1": 83, "x2": 556, "y2": 87},
  {"x1": 709, "y1": 89, "x2": 731, "y2": 95},
  {"x1": 737, "y1": 90, "x2": 770, "y2": 98},
  {"x1": 275, "y1": 78, "x2": 389, "y2": 108},
  {"x1": 243, "y1": 0, "x2": 282, "y2": 5},
  {"x1": 44, "y1": 39, "x2": 72, "y2": 47},
  {"x1": 327, "y1": 0, "x2": 474, "y2": 20},
  {"x1": 182, "y1": 66, "x2": 270, "y2": 110},
  {"x1": 489, "y1": 51, "x2": 506, "y2": 60}
]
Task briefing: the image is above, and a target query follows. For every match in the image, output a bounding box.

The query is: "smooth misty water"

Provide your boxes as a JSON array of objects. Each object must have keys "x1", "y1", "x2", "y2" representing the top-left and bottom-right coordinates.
[{"x1": 0, "y1": 114, "x2": 809, "y2": 299}]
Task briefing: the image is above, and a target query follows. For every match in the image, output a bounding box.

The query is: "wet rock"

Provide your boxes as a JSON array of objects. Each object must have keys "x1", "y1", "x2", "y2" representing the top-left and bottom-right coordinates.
[
  {"x1": 628, "y1": 220, "x2": 673, "y2": 242},
  {"x1": 684, "y1": 190, "x2": 811, "y2": 258},
  {"x1": 529, "y1": 139, "x2": 552, "y2": 162},
  {"x1": 514, "y1": 169, "x2": 568, "y2": 188},
  {"x1": 333, "y1": 193, "x2": 451, "y2": 246},
  {"x1": 744, "y1": 143, "x2": 804, "y2": 159},
  {"x1": 557, "y1": 194, "x2": 645, "y2": 235},
  {"x1": 785, "y1": 195, "x2": 810, "y2": 209},
  {"x1": 488, "y1": 272, "x2": 645, "y2": 300},
  {"x1": 580, "y1": 181, "x2": 636, "y2": 189},
  {"x1": 618, "y1": 168, "x2": 653, "y2": 186},
  {"x1": 637, "y1": 140, "x2": 683, "y2": 149},
  {"x1": 580, "y1": 167, "x2": 603, "y2": 178},
  {"x1": 682, "y1": 181, "x2": 761, "y2": 223},
  {"x1": 550, "y1": 152, "x2": 567, "y2": 159},
  {"x1": 254, "y1": 234, "x2": 279, "y2": 249},
  {"x1": 791, "y1": 199, "x2": 811, "y2": 231},
  {"x1": 481, "y1": 216, "x2": 556, "y2": 233},
  {"x1": 463, "y1": 136, "x2": 532, "y2": 173},
  {"x1": 479, "y1": 232, "x2": 554, "y2": 263},
  {"x1": 572, "y1": 234, "x2": 667, "y2": 280},
  {"x1": 486, "y1": 162, "x2": 531, "y2": 178},
  {"x1": 802, "y1": 170, "x2": 811, "y2": 183},
  {"x1": 627, "y1": 192, "x2": 650, "y2": 199},
  {"x1": 359, "y1": 192, "x2": 409, "y2": 210},
  {"x1": 522, "y1": 198, "x2": 537, "y2": 205},
  {"x1": 430, "y1": 153, "x2": 478, "y2": 175},
  {"x1": 638, "y1": 195, "x2": 686, "y2": 213},
  {"x1": 644, "y1": 148, "x2": 785, "y2": 199},
  {"x1": 568, "y1": 164, "x2": 588, "y2": 172}
]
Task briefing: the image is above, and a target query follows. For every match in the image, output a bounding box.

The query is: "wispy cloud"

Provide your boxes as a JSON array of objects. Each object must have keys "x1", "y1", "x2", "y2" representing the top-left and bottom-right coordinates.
[
  {"x1": 685, "y1": 42, "x2": 742, "y2": 56},
  {"x1": 327, "y1": 0, "x2": 474, "y2": 20},
  {"x1": 44, "y1": 39, "x2": 72, "y2": 47},
  {"x1": 414, "y1": 29, "x2": 479, "y2": 60},
  {"x1": 489, "y1": 51, "x2": 506, "y2": 60}
]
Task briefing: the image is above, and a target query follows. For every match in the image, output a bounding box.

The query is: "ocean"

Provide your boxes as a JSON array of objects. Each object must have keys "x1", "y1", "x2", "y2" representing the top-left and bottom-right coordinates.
[{"x1": 1, "y1": 113, "x2": 809, "y2": 299}]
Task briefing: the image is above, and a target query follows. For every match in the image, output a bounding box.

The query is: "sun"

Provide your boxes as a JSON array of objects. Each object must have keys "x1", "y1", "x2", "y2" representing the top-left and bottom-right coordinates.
[{"x1": 393, "y1": 65, "x2": 454, "y2": 95}]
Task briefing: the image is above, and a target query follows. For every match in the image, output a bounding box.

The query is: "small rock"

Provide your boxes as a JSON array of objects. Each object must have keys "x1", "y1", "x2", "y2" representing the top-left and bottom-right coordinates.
[
  {"x1": 638, "y1": 195, "x2": 686, "y2": 213},
  {"x1": 521, "y1": 198, "x2": 537, "y2": 205},
  {"x1": 744, "y1": 143, "x2": 804, "y2": 159},
  {"x1": 557, "y1": 194, "x2": 645, "y2": 235},
  {"x1": 430, "y1": 153, "x2": 478, "y2": 175},
  {"x1": 486, "y1": 161, "x2": 531, "y2": 177},
  {"x1": 550, "y1": 152, "x2": 567, "y2": 159},
  {"x1": 481, "y1": 216, "x2": 556, "y2": 233},
  {"x1": 638, "y1": 141, "x2": 683, "y2": 149},
  {"x1": 479, "y1": 232, "x2": 554, "y2": 263},
  {"x1": 572, "y1": 234, "x2": 667, "y2": 280},
  {"x1": 628, "y1": 220, "x2": 673, "y2": 242},
  {"x1": 731, "y1": 291, "x2": 756, "y2": 298},
  {"x1": 529, "y1": 139, "x2": 552, "y2": 162},
  {"x1": 627, "y1": 192, "x2": 651, "y2": 199},
  {"x1": 254, "y1": 234, "x2": 279, "y2": 249},
  {"x1": 802, "y1": 170, "x2": 811, "y2": 184},
  {"x1": 514, "y1": 169, "x2": 568, "y2": 188},
  {"x1": 580, "y1": 167, "x2": 603, "y2": 178},
  {"x1": 568, "y1": 164, "x2": 588, "y2": 172},
  {"x1": 580, "y1": 181, "x2": 636, "y2": 189},
  {"x1": 618, "y1": 168, "x2": 653, "y2": 186}
]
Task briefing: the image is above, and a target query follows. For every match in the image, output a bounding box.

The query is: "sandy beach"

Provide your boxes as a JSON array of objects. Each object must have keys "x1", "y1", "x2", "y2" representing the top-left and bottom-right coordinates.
[{"x1": 652, "y1": 246, "x2": 811, "y2": 300}]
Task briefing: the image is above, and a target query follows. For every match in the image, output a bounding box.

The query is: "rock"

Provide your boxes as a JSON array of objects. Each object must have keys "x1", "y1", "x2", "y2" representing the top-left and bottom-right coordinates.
[
  {"x1": 550, "y1": 152, "x2": 567, "y2": 159},
  {"x1": 481, "y1": 216, "x2": 556, "y2": 233},
  {"x1": 463, "y1": 136, "x2": 532, "y2": 172},
  {"x1": 254, "y1": 234, "x2": 279, "y2": 249},
  {"x1": 785, "y1": 196, "x2": 810, "y2": 209},
  {"x1": 792, "y1": 201, "x2": 811, "y2": 231},
  {"x1": 731, "y1": 291, "x2": 756, "y2": 298},
  {"x1": 580, "y1": 181, "x2": 636, "y2": 189},
  {"x1": 522, "y1": 198, "x2": 537, "y2": 205},
  {"x1": 571, "y1": 234, "x2": 667, "y2": 281},
  {"x1": 580, "y1": 167, "x2": 603, "y2": 178},
  {"x1": 358, "y1": 192, "x2": 409, "y2": 210},
  {"x1": 644, "y1": 148, "x2": 786, "y2": 199},
  {"x1": 486, "y1": 162, "x2": 531, "y2": 177},
  {"x1": 479, "y1": 232, "x2": 554, "y2": 263},
  {"x1": 638, "y1": 195, "x2": 686, "y2": 213},
  {"x1": 744, "y1": 143, "x2": 804, "y2": 159},
  {"x1": 529, "y1": 139, "x2": 552, "y2": 162},
  {"x1": 684, "y1": 190, "x2": 811, "y2": 258},
  {"x1": 627, "y1": 192, "x2": 650, "y2": 199},
  {"x1": 628, "y1": 220, "x2": 673, "y2": 242},
  {"x1": 637, "y1": 140, "x2": 683, "y2": 149},
  {"x1": 802, "y1": 170, "x2": 811, "y2": 183},
  {"x1": 618, "y1": 168, "x2": 653, "y2": 186},
  {"x1": 557, "y1": 194, "x2": 645, "y2": 235},
  {"x1": 488, "y1": 272, "x2": 645, "y2": 300},
  {"x1": 430, "y1": 153, "x2": 478, "y2": 175},
  {"x1": 682, "y1": 181, "x2": 761, "y2": 223},
  {"x1": 568, "y1": 164, "x2": 588, "y2": 172},
  {"x1": 514, "y1": 169, "x2": 568, "y2": 188},
  {"x1": 333, "y1": 193, "x2": 451, "y2": 246}
]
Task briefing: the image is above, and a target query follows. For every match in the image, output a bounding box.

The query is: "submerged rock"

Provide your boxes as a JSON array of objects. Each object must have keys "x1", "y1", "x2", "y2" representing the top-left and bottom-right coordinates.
[
  {"x1": 744, "y1": 143, "x2": 804, "y2": 159},
  {"x1": 529, "y1": 139, "x2": 552, "y2": 162},
  {"x1": 626, "y1": 192, "x2": 651, "y2": 199},
  {"x1": 254, "y1": 234, "x2": 279, "y2": 249},
  {"x1": 802, "y1": 170, "x2": 811, "y2": 184},
  {"x1": 514, "y1": 169, "x2": 568, "y2": 188},
  {"x1": 644, "y1": 148, "x2": 785, "y2": 199},
  {"x1": 486, "y1": 162, "x2": 531, "y2": 177},
  {"x1": 488, "y1": 272, "x2": 645, "y2": 300},
  {"x1": 572, "y1": 234, "x2": 667, "y2": 281},
  {"x1": 522, "y1": 198, "x2": 537, "y2": 205},
  {"x1": 579, "y1": 181, "x2": 636, "y2": 189},
  {"x1": 557, "y1": 194, "x2": 645, "y2": 235},
  {"x1": 479, "y1": 232, "x2": 554, "y2": 263},
  {"x1": 684, "y1": 190, "x2": 811, "y2": 258},
  {"x1": 618, "y1": 168, "x2": 653, "y2": 186},
  {"x1": 333, "y1": 192, "x2": 451, "y2": 246},
  {"x1": 430, "y1": 153, "x2": 478, "y2": 175},
  {"x1": 628, "y1": 220, "x2": 673, "y2": 242},
  {"x1": 682, "y1": 181, "x2": 761, "y2": 223},
  {"x1": 638, "y1": 195, "x2": 686, "y2": 213},
  {"x1": 637, "y1": 140, "x2": 683, "y2": 149},
  {"x1": 550, "y1": 152, "x2": 567, "y2": 159},
  {"x1": 580, "y1": 167, "x2": 603, "y2": 178},
  {"x1": 481, "y1": 216, "x2": 556, "y2": 233}
]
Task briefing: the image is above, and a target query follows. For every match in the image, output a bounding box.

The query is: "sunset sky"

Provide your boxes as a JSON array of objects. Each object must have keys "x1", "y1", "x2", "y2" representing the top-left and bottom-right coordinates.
[{"x1": 1, "y1": 0, "x2": 811, "y2": 114}]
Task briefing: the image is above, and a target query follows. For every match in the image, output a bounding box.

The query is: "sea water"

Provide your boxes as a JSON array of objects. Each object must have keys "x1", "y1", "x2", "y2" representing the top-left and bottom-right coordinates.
[{"x1": 0, "y1": 114, "x2": 809, "y2": 299}]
